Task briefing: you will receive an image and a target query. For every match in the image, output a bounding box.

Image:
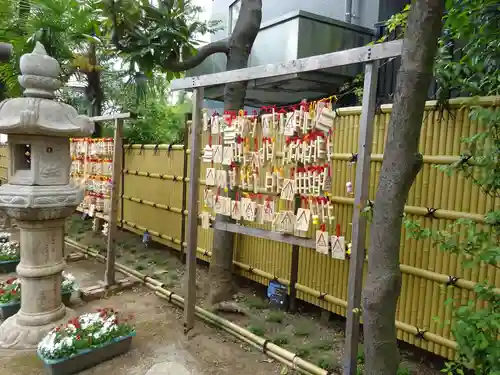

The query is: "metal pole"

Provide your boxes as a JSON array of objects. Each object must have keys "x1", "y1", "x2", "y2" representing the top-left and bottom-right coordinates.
[
  {"x1": 180, "y1": 114, "x2": 190, "y2": 264},
  {"x1": 344, "y1": 0, "x2": 353, "y2": 23},
  {"x1": 184, "y1": 87, "x2": 203, "y2": 333},
  {"x1": 104, "y1": 118, "x2": 124, "y2": 287},
  {"x1": 343, "y1": 61, "x2": 379, "y2": 375}
]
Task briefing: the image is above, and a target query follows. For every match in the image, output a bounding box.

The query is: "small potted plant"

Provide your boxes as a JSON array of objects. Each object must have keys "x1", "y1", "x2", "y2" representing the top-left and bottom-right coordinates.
[
  {"x1": 0, "y1": 233, "x2": 20, "y2": 273},
  {"x1": 61, "y1": 272, "x2": 78, "y2": 305},
  {"x1": 0, "y1": 273, "x2": 78, "y2": 320},
  {"x1": 0, "y1": 277, "x2": 20, "y2": 319},
  {"x1": 37, "y1": 308, "x2": 135, "y2": 375}
]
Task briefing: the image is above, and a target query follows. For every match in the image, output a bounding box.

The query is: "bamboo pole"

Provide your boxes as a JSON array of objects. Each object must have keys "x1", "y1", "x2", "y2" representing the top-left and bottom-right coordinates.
[
  {"x1": 121, "y1": 185, "x2": 485, "y2": 223},
  {"x1": 332, "y1": 96, "x2": 500, "y2": 116},
  {"x1": 122, "y1": 169, "x2": 187, "y2": 183},
  {"x1": 122, "y1": 195, "x2": 186, "y2": 215},
  {"x1": 124, "y1": 144, "x2": 185, "y2": 150}
]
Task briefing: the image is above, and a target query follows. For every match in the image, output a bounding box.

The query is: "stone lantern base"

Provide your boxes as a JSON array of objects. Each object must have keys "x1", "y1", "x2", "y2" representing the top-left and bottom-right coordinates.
[
  {"x1": 0, "y1": 305, "x2": 76, "y2": 350},
  {"x1": 0, "y1": 184, "x2": 82, "y2": 350}
]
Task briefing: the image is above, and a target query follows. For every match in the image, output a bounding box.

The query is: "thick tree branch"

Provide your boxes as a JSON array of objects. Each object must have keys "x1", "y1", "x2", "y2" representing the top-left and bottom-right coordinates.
[{"x1": 161, "y1": 38, "x2": 230, "y2": 73}]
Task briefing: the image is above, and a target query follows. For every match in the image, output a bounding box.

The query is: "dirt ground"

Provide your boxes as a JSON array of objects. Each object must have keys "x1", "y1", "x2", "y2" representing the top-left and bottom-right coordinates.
[
  {"x1": 0, "y1": 215, "x2": 445, "y2": 374},
  {"x1": 62, "y1": 215, "x2": 443, "y2": 375},
  {"x1": 0, "y1": 259, "x2": 282, "y2": 375}
]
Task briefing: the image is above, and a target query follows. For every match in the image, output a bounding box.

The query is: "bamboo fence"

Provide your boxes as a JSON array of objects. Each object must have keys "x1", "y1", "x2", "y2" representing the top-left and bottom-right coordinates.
[{"x1": 0, "y1": 96, "x2": 498, "y2": 360}]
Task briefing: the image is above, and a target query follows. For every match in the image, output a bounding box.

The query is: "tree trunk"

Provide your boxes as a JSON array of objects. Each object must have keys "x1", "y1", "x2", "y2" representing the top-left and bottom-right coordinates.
[
  {"x1": 86, "y1": 42, "x2": 103, "y2": 136},
  {"x1": 207, "y1": 0, "x2": 262, "y2": 307},
  {"x1": 362, "y1": 1, "x2": 444, "y2": 374}
]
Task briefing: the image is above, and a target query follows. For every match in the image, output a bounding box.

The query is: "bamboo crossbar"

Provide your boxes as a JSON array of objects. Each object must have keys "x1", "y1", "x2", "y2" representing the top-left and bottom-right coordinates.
[
  {"x1": 336, "y1": 95, "x2": 500, "y2": 115},
  {"x1": 176, "y1": 151, "x2": 461, "y2": 165},
  {"x1": 122, "y1": 195, "x2": 186, "y2": 215},
  {"x1": 124, "y1": 144, "x2": 184, "y2": 151},
  {"x1": 122, "y1": 169, "x2": 187, "y2": 182}
]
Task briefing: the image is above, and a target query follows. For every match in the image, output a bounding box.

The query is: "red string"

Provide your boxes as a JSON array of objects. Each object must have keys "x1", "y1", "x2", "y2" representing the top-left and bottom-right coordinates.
[
  {"x1": 336, "y1": 223, "x2": 341, "y2": 237},
  {"x1": 320, "y1": 223, "x2": 326, "y2": 232}
]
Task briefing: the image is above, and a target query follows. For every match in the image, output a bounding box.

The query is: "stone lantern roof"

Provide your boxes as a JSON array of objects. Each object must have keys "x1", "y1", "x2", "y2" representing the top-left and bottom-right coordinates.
[{"x1": 0, "y1": 42, "x2": 94, "y2": 137}]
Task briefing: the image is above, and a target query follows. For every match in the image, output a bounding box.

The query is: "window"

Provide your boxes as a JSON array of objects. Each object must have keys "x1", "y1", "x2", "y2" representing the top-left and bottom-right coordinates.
[{"x1": 229, "y1": 0, "x2": 241, "y2": 34}]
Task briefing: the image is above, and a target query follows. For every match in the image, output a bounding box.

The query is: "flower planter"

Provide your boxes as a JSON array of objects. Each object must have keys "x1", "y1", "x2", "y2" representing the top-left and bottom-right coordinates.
[
  {"x1": 61, "y1": 291, "x2": 72, "y2": 306},
  {"x1": 38, "y1": 334, "x2": 135, "y2": 375},
  {"x1": 0, "y1": 300, "x2": 20, "y2": 320},
  {"x1": 0, "y1": 292, "x2": 72, "y2": 320},
  {"x1": 0, "y1": 259, "x2": 19, "y2": 273}
]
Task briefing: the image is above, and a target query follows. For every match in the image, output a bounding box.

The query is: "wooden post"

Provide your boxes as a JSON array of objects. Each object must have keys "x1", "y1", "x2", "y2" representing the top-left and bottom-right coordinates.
[
  {"x1": 120, "y1": 140, "x2": 125, "y2": 229},
  {"x1": 289, "y1": 194, "x2": 301, "y2": 313},
  {"x1": 183, "y1": 88, "x2": 203, "y2": 333},
  {"x1": 343, "y1": 61, "x2": 379, "y2": 375},
  {"x1": 180, "y1": 114, "x2": 190, "y2": 264},
  {"x1": 104, "y1": 118, "x2": 124, "y2": 287}
]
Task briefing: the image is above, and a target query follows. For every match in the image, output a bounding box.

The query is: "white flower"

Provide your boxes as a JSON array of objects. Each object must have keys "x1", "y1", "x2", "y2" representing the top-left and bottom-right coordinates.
[{"x1": 62, "y1": 272, "x2": 75, "y2": 281}]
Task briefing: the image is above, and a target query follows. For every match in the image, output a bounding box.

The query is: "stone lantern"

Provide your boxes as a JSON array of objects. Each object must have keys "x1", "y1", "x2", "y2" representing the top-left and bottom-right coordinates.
[{"x1": 0, "y1": 42, "x2": 94, "y2": 349}]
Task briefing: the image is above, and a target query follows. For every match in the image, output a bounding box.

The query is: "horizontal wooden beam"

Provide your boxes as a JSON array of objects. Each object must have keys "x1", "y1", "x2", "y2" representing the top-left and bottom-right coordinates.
[
  {"x1": 90, "y1": 113, "x2": 136, "y2": 123},
  {"x1": 170, "y1": 40, "x2": 403, "y2": 90},
  {"x1": 212, "y1": 221, "x2": 316, "y2": 248}
]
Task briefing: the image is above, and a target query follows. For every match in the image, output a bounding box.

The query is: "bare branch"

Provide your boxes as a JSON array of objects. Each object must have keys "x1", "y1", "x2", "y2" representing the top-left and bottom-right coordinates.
[{"x1": 161, "y1": 38, "x2": 230, "y2": 72}]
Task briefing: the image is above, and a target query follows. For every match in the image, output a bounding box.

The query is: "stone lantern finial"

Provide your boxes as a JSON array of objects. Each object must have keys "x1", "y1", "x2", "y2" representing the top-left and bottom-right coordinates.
[{"x1": 18, "y1": 42, "x2": 62, "y2": 99}]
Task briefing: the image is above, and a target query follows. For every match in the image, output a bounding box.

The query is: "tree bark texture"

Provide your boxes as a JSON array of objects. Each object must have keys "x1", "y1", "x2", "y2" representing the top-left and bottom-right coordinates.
[
  {"x1": 362, "y1": 1, "x2": 444, "y2": 374},
  {"x1": 86, "y1": 42, "x2": 103, "y2": 136},
  {"x1": 208, "y1": 0, "x2": 262, "y2": 306}
]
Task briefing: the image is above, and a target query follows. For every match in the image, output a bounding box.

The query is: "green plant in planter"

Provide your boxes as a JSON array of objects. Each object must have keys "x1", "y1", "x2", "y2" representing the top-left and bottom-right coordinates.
[
  {"x1": 0, "y1": 272, "x2": 78, "y2": 305},
  {"x1": 61, "y1": 272, "x2": 78, "y2": 295},
  {"x1": 0, "y1": 277, "x2": 20, "y2": 304},
  {"x1": 37, "y1": 307, "x2": 135, "y2": 361}
]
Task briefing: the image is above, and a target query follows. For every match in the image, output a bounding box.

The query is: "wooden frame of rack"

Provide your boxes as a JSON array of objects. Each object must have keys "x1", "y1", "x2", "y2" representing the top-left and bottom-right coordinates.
[{"x1": 169, "y1": 39, "x2": 403, "y2": 375}]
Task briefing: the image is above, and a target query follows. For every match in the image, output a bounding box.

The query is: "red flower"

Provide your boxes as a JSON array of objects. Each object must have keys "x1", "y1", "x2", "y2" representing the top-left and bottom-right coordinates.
[
  {"x1": 10, "y1": 289, "x2": 16, "y2": 295},
  {"x1": 0, "y1": 290, "x2": 4, "y2": 295},
  {"x1": 6, "y1": 278, "x2": 16, "y2": 285},
  {"x1": 76, "y1": 335, "x2": 81, "y2": 340}
]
